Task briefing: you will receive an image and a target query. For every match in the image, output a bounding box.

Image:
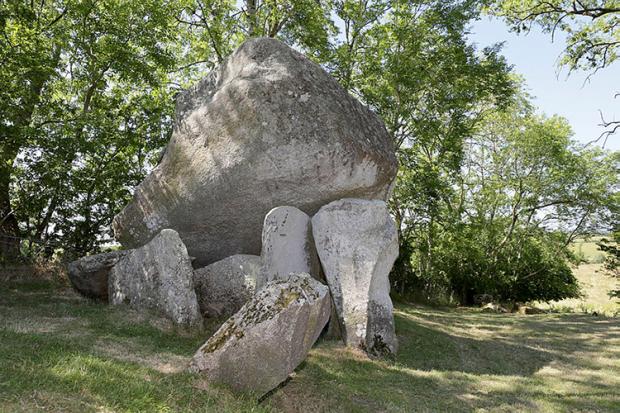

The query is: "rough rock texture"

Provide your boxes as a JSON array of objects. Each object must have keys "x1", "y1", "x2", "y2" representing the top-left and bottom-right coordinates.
[
  {"x1": 312, "y1": 198, "x2": 398, "y2": 356},
  {"x1": 108, "y1": 229, "x2": 202, "y2": 327},
  {"x1": 189, "y1": 273, "x2": 330, "y2": 396},
  {"x1": 193, "y1": 254, "x2": 260, "y2": 318},
  {"x1": 257, "y1": 206, "x2": 321, "y2": 289},
  {"x1": 112, "y1": 37, "x2": 397, "y2": 268},
  {"x1": 67, "y1": 251, "x2": 128, "y2": 300}
]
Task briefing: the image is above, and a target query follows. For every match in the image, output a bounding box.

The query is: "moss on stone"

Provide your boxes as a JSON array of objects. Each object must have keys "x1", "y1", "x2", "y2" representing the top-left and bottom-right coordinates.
[
  {"x1": 275, "y1": 289, "x2": 301, "y2": 309},
  {"x1": 203, "y1": 319, "x2": 238, "y2": 354}
]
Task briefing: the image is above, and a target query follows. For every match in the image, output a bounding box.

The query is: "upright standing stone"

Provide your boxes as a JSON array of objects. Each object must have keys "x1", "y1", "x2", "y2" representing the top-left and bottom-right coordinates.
[
  {"x1": 112, "y1": 37, "x2": 397, "y2": 268},
  {"x1": 257, "y1": 206, "x2": 321, "y2": 289},
  {"x1": 193, "y1": 254, "x2": 261, "y2": 318},
  {"x1": 189, "y1": 273, "x2": 331, "y2": 397},
  {"x1": 108, "y1": 229, "x2": 202, "y2": 328},
  {"x1": 67, "y1": 250, "x2": 128, "y2": 300},
  {"x1": 312, "y1": 198, "x2": 398, "y2": 356}
]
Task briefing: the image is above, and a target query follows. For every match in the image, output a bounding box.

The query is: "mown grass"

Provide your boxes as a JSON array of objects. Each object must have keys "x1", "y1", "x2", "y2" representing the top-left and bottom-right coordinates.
[
  {"x1": 0, "y1": 280, "x2": 265, "y2": 413},
  {"x1": 1, "y1": 279, "x2": 619, "y2": 412}
]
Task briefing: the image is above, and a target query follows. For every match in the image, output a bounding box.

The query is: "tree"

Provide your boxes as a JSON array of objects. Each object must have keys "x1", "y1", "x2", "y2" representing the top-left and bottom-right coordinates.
[
  {"x1": 328, "y1": 0, "x2": 516, "y2": 295},
  {"x1": 0, "y1": 1, "x2": 67, "y2": 259},
  {"x1": 173, "y1": 0, "x2": 335, "y2": 81},
  {"x1": 484, "y1": 0, "x2": 620, "y2": 141},
  {"x1": 597, "y1": 231, "x2": 620, "y2": 298},
  {"x1": 407, "y1": 93, "x2": 618, "y2": 304},
  {"x1": 485, "y1": 0, "x2": 620, "y2": 72},
  {"x1": 1, "y1": 0, "x2": 184, "y2": 259}
]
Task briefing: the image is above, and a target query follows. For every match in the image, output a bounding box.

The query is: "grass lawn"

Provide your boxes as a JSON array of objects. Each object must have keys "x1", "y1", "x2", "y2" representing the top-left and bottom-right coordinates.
[{"x1": 1, "y1": 279, "x2": 619, "y2": 412}]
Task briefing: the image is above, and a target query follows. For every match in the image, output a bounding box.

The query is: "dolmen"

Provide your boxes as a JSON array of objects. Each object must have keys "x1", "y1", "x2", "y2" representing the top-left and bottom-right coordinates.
[
  {"x1": 111, "y1": 36, "x2": 397, "y2": 269},
  {"x1": 67, "y1": 37, "x2": 400, "y2": 397}
]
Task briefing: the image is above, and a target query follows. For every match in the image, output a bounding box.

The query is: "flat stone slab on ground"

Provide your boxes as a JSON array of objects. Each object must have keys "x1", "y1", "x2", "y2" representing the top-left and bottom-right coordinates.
[{"x1": 189, "y1": 273, "x2": 330, "y2": 397}]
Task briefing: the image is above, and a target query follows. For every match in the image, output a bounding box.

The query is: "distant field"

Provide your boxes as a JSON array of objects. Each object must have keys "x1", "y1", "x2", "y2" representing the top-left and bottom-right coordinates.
[
  {"x1": 538, "y1": 263, "x2": 620, "y2": 317},
  {"x1": 1, "y1": 280, "x2": 619, "y2": 412},
  {"x1": 570, "y1": 237, "x2": 608, "y2": 263},
  {"x1": 538, "y1": 238, "x2": 619, "y2": 317}
]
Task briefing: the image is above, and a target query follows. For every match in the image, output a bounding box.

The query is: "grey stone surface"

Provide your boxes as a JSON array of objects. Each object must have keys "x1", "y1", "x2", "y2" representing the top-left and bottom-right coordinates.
[
  {"x1": 108, "y1": 229, "x2": 202, "y2": 328},
  {"x1": 257, "y1": 206, "x2": 321, "y2": 289},
  {"x1": 67, "y1": 250, "x2": 127, "y2": 300},
  {"x1": 312, "y1": 198, "x2": 398, "y2": 356},
  {"x1": 189, "y1": 273, "x2": 330, "y2": 396},
  {"x1": 112, "y1": 37, "x2": 397, "y2": 268},
  {"x1": 193, "y1": 254, "x2": 260, "y2": 318}
]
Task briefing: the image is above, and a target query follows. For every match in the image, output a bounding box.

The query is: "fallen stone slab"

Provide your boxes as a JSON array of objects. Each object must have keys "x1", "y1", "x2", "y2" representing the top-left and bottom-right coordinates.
[
  {"x1": 193, "y1": 254, "x2": 261, "y2": 318},
  {"x1": 108, "y1": 229, "x2": 202, "y2": 328},
  {"x1": 67, "y1": 250, "x2": 128, "y2": 300},
  {"x1": 189, "y1": 273, "x2": 330, "y2": 396},
  {"x1": 312, "y1": 198, "x2": 399, "y2": 356},
  {"x1": 257, "y1": 206, "x2": 321, "y2": 289},
  {"x1": 112, "y1": 37, "x2": 397, "y2": 268}
]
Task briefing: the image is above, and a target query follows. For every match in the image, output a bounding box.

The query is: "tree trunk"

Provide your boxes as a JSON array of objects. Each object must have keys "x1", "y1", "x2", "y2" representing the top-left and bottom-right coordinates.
[
  {"x1": 0, "y1": 45, "x2": 60, "y2": 262},
  {"x1": 246, "y1": 0, "x2": 257, "y2": 36},
  {"x1": 0, "y1": 154, "x2": 20, "y2": 261}
]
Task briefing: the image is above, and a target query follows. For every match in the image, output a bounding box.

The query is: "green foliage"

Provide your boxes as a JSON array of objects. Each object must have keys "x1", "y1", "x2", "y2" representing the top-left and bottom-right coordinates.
[
  {"x1": 597, "y1": 231, "x2": 620, "y2": 298},
  {"x1": 1, "y1": 0, "x2": 183, "y2": 257},
  {"x1": 484, "y1": 0, "x2": 620, "y2": 72},
  {"x1": 433, "y1": 227, "x2": 580, "y2": 303},
  {"x1": 395, "y1": 90, "x2": 618, "y2": 304}
]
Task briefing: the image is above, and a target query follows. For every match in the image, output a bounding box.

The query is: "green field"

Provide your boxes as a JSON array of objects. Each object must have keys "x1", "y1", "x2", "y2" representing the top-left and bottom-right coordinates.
[
  {"x1": 537, "y1": 238, "x2": 619, "y2": 317},
  {"x1": 1, "y1": 280, "x2": 618, "y2": 412},
  {"x1": 570, "y1": 237, "x2": 608, "y2": 264},
  {"x1": 537, "y1": 263, "x2": 620, "y2": 317}
]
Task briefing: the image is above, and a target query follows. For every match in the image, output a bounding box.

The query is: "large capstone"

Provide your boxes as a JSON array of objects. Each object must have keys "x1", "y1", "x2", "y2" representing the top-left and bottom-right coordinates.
[
  {"x1": 189, "y1": 273, "x2": 330, "y2": 397},
  {"x1": 112, "y1": 37, "x2": 397, "y2": 268},
  {"x1": 257, "y1": 206, "x2": 321, "y2": 289},
  {"x1": 108, "y1": 229, "x2": 202, "y2": 328},
  {"x1": 312, "y1": 198, "x2": 398, "y2": 356},
  {"x1": 67, "y1": 250, "x2": 128, "y2": 300},
  {"x1": 193, "y1": 254, "x2": 260, "y2": 318}
]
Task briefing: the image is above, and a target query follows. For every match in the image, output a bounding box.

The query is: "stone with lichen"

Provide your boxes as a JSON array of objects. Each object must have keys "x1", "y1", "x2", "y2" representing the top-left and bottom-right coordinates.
[{"x1": 188, "y1": 273, "x2": 330, "y2": 397}]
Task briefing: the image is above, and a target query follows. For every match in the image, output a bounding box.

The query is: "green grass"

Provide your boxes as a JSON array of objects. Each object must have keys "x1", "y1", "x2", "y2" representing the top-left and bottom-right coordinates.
[
  {"x1": 1, "y1": 280, "x2": 619, "y2": 412},
  {"x1": 571, "y1": 237, "x2": 607, "y2": 264}
]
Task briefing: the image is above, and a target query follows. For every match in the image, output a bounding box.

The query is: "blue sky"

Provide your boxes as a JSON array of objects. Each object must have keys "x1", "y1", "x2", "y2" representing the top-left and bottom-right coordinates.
[{"x1": 469, "y1": 16, "x2": 619, "y2": 150}]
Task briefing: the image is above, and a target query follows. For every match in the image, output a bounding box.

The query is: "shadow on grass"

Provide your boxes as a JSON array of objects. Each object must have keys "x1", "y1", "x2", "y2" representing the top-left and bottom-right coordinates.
[
  {"x1": 2, "y1": 281, "x2": 618, "y2": 412},
  {"x1": 269, "y1": 305, "x2": 620, "y2": 412},
  {"x1": 0, "y1": 281, "x2": 266, "y2": 413},
  {"x1": 395, "y1": 306, "x2": 618, "y2": 375}
]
